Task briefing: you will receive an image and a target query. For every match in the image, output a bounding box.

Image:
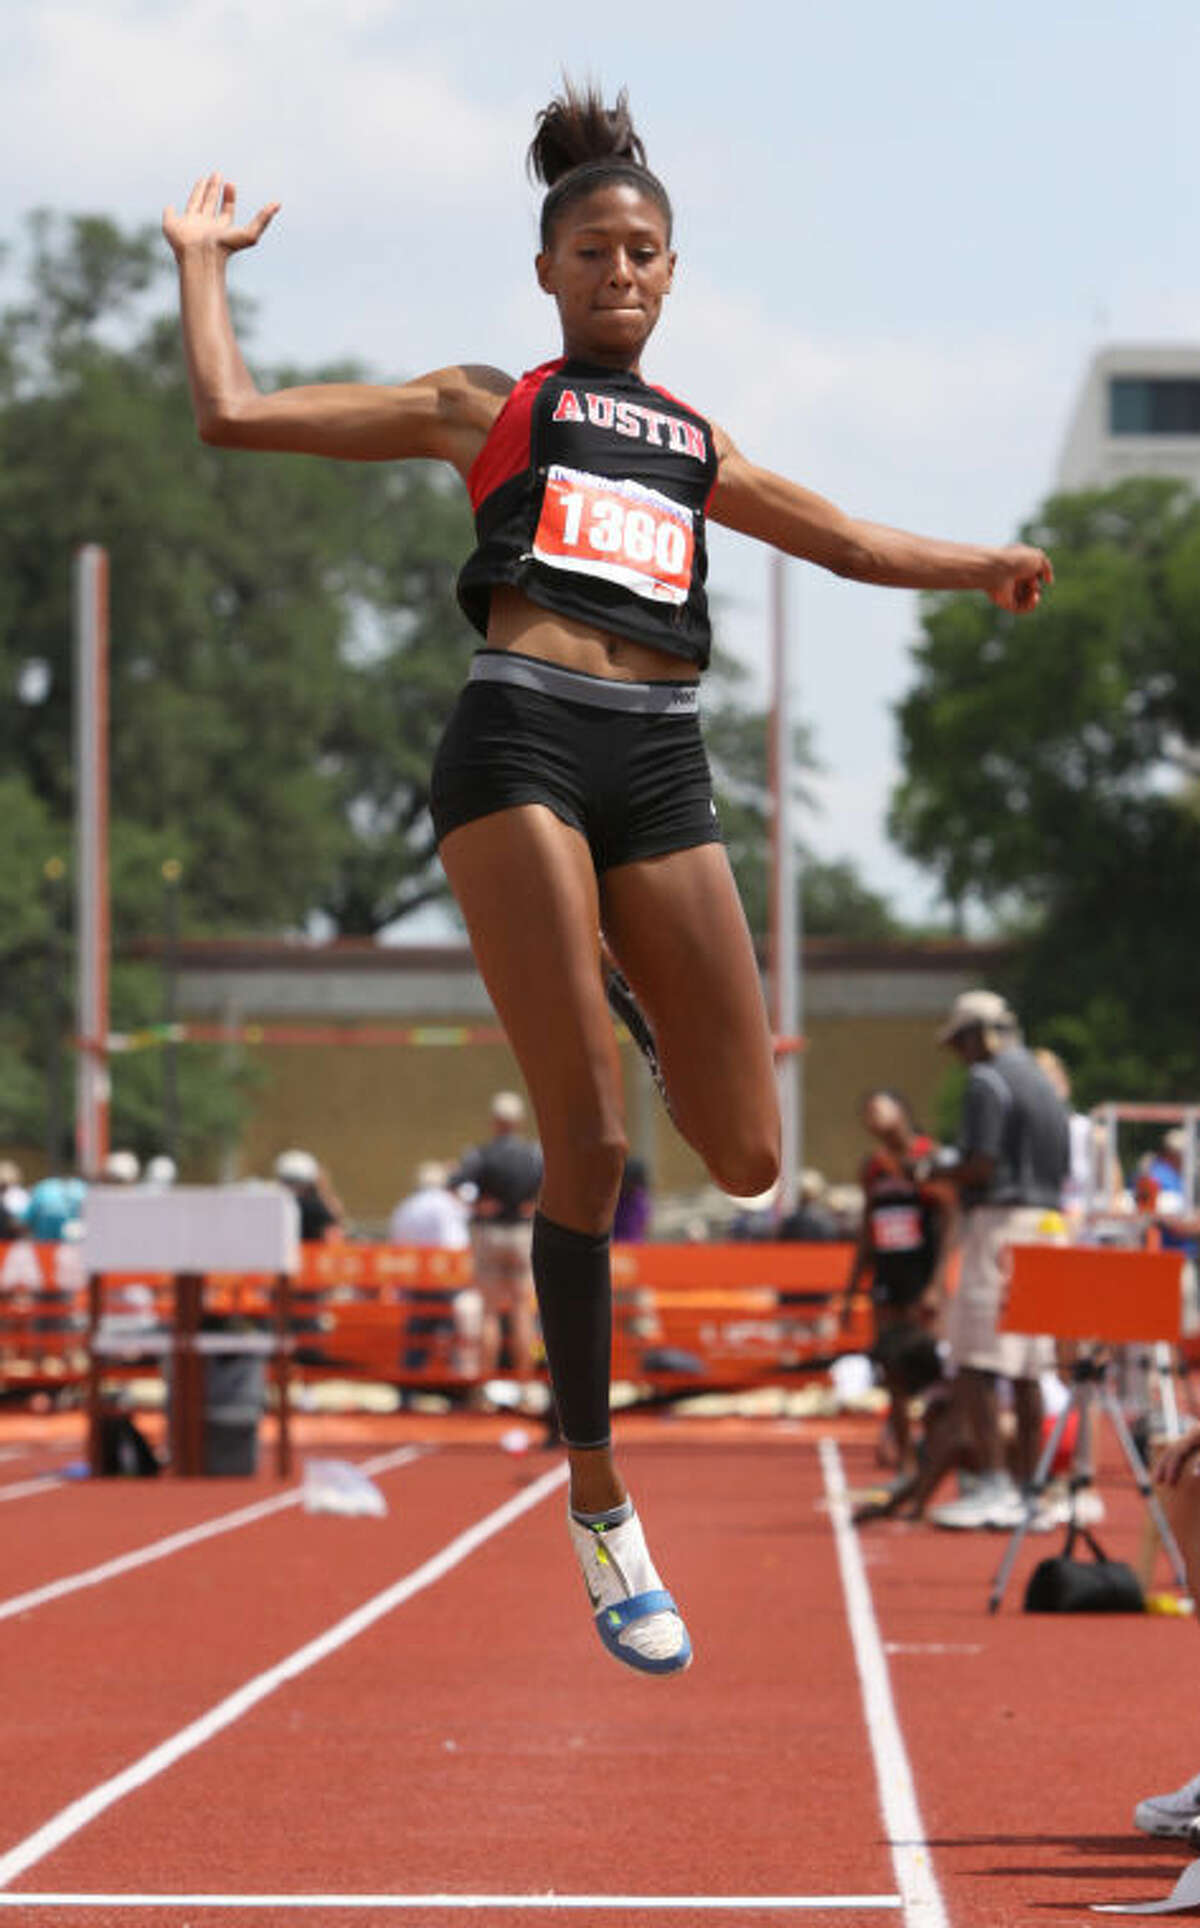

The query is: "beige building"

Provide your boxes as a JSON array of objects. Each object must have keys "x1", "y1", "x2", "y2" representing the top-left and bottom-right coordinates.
[
  {"x1": 1057, "y1": 345, "x2": 1200, "y2": 494},
  {"x1": 138, "y1": 935, "x2": 1016, "y2": 1228}
]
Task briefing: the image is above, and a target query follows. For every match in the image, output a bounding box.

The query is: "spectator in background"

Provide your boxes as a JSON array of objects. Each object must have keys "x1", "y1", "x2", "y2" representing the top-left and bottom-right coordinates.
[
  {"x1": 0, "y1": 1161, "x2": 30, "y2": 1236},
  {"x1": 1138, "y1": 1128, "x2": 1198, "y2": 1251},
  {"x1": 274, "y1": 1148, "x2": 344, "y2": 1242},
  {"x1": 142, "y1": 1155, "x2": 178, "y2": 1188},
  {"x1": 449, "y1": 1092, "x2": 544, "y2": 1389},
  {"x1": 826, "y1": 1185, "x2": 866, "y2": 1240},
  {"x1": 727, "y1": 1179, "x2": 779, "y2": 1240},
  {"x1": 1144, "y1": 1128, "x2": 1188, "y2": 1205},
  {"x1": 917, "y1": 991, "x2": 1068, "y2": 1530},
  {"x1": 101, "y1": 1149, "x2": 140, "y2": 1185},
  {"x1": 1033, "y1": 1049, "x2": 1094, "y2": 1229},
  {"x1": 389, "y1": 1160, "x2": 478, "y2": 1382},
  {"x1": 388, "y1": 1161, "x2": 471, "y2": 1250},
  {"x1": 23, "y1": 1174, "x2": 86, "y2": 1242},
  {"x1": 614, "y1": 1157, "x2": 652, "y2": 1243},
  {"x1": 778, "y1": 1169, "x2": 840, "y2": 1242},
  {"x1": 1137, "y1": 1128, "x2": 1199, "y2": 1349},
  {"x1": 838, "y1": 1090, "x2": 953, "y2": 1501}
]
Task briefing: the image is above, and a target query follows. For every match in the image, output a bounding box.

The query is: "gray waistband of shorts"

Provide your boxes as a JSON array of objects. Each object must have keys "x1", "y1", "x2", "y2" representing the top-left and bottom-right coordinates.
[{"x1": 469, "y1": 651, "x2": 700, "y2": 716}]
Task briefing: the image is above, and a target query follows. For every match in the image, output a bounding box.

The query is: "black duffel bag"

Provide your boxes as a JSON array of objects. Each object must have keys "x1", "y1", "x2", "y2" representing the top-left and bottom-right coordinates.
[{"x1": 1023, "y1": 1521, "x2": 1144, "y2": 1613}]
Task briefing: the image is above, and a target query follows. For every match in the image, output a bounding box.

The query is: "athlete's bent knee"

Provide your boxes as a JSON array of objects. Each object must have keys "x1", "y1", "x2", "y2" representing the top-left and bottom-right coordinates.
[{"x1": 707, "y1": 1135, "x2": 781, "y2": 1202}]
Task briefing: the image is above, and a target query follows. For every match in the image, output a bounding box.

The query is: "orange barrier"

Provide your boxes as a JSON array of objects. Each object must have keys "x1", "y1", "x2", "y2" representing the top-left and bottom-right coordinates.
[
  {"x1": 1001, "y1": 1244, "x2": 1184, "y2": 1345},
  {"x1": 0, "y1": 1237, "x2": 867, "y2": 1399}
]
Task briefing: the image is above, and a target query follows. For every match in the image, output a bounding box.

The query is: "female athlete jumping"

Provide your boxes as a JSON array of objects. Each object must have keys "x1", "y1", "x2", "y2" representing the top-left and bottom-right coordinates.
[{"x1": 165, "y1": 83, "x2": 1051, "y2": 1677}]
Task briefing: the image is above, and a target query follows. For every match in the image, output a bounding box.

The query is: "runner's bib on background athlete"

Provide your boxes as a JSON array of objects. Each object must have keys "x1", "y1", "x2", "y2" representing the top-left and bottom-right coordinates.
[
  {"x1": 533, "y1": 465, "x2": 695, "y2": 605},
  {"x1": 869, "y1": 1204, "x2": 925, "y2": 1253}
]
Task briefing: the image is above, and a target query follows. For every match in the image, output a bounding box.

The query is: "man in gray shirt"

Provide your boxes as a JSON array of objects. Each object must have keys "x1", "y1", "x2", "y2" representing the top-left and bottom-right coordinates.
[{"x1": 926, "y1": 990, "x2": 1069, "y2": 1530}]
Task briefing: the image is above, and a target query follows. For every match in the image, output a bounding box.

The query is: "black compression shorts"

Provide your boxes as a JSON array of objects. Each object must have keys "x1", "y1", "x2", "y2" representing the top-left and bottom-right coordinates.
[{"x1": 430, "y1": 651, "x2": 723, "y2": 872}]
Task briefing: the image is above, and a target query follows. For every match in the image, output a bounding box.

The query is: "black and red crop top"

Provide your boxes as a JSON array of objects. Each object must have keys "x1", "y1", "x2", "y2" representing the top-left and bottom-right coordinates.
[{"x1": 456, "y1": 357, "x2": 720, "y2": 670}]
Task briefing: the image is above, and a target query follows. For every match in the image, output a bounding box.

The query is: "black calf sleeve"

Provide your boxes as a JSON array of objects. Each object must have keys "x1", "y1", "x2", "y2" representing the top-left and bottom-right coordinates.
[{"x1": 531, "y1": 1211, "x2": 612, "y2": 1450}]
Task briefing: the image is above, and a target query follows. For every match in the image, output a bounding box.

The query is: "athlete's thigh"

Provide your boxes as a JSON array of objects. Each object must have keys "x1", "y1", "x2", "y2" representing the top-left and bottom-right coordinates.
[
  {"x1": 438, "y1": 804, "x2": 625, "y2": 1168},
  {"x1": 598, "y1": 842, "x2": 779, "y2": 1182}
]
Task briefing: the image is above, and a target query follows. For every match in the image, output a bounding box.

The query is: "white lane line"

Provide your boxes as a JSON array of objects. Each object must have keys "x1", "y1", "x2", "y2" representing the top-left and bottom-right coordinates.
[
  {"x1": 0, "y1": 1444, "x2": 427, "y2": 1626},
  {"x1": 0, "y1": 1894, "x2": 902, "y2": 1912},
  {"x1": 0, "y1": 1477, "x2": 64, "y2": 1504},
  {"x1": 819, "y1": 1438, "x2": 950, "y2": 1928},
  {"x1": 0, "y1": 1462, "x2": 569, "y2": 1891}
]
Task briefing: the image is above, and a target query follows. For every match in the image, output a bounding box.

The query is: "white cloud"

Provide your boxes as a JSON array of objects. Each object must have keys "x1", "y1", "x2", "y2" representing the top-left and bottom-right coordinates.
[{"x1": 12, "y1": 1, "x2": 522, "y2": 218}]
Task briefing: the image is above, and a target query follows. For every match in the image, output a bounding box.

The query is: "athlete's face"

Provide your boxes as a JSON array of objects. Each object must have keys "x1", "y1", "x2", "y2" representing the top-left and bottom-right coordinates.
[
  {"x1": 863, "y1": 1094, "x2": 907, "y2": 1145},
  {"x1": 536, "y1": 185, "x2": 676, "y2": 368}
]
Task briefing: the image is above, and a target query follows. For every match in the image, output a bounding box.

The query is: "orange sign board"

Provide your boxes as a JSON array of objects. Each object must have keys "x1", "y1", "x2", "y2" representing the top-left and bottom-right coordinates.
[{"x1": 1000, "y1": 1244, "x2": 1183, "y2": 1344}]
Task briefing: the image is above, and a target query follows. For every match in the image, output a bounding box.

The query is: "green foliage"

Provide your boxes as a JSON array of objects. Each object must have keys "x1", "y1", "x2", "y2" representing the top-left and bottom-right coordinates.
[
  {"x1": 705, "y1": 645, "x2": 900, "y2": 942},
  {"x1": 0, "y1": 776, "x2": 68, "y2": 1151},
  {"x1": 801, "y1": 858, "x2": 901, "y2": 942},
  {"x1": 931, "y1": 1060, "x2": 968, "y2": 1146},
  {"x1": 105, "y1": 961, "x2": 260, "y2": 1169},
  {"x1": 0, "y1": 217, "x2": 477, "y2": 937},
  {"x1": 890, "y1": 477, "x2": 1200, "y2": 1102}
]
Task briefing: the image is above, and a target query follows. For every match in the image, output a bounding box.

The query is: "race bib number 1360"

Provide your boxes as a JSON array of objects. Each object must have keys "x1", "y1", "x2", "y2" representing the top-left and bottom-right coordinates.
[{"x1": 533, "y1": 465, "x2": 695, "y2": 606}]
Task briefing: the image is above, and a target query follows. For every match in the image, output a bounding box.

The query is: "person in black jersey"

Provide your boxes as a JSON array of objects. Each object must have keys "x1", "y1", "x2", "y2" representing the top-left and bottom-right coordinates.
[
  {"x1": 165, "y1": 83, "x2": 1052, "y2": 1678},
  {"x1": 837, "y1": 1091, "x2": 952, "y2": 1510}
]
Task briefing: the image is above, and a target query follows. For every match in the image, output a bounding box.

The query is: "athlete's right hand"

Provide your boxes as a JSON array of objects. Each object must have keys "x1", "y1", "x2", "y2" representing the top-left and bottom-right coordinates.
[{"x1": 162, "y1": 173, "x2": 280, "y2": 262}]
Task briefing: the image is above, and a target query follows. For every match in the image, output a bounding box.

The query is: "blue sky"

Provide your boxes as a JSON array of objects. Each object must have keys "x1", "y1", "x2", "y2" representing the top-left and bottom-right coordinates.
[{"x1": 7, "y1": 0, "x2": 1198, "y2": 924}]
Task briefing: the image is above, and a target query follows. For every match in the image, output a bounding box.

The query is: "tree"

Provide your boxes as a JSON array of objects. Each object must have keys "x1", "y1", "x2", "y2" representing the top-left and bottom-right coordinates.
[
  {"x1": 0, "y1": 213, "x2": 477, "y2": 945},
  {"x1": 889, "y1": 477, "x2": 1200, "y2": 1104}
]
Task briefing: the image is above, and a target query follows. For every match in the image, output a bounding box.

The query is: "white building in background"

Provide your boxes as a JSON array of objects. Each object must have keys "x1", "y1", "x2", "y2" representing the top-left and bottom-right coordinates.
[{"x1": 1057, "y1": 344, "x2": 1200, "y2": 493}]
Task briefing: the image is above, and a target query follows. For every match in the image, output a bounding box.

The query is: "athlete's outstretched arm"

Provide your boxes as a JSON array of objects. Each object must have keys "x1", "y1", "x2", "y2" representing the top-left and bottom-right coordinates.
[
  {"x1": 708, "y1": 431, "x2": 1052, "y2": 613},
  {"x1": 162, "y1": 173, "x2": 510, "y2": 473}
]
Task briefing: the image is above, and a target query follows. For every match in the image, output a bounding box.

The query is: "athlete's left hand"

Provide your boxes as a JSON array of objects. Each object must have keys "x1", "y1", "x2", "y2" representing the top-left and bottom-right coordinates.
[{"x1": 986, "y1": 544, "x2": 1053, "y2": 614}]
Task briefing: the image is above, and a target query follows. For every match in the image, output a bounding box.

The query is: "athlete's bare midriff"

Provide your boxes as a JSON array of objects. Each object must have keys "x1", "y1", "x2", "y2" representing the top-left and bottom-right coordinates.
[{"x1": 486, "y1": 586, "x2": 700, "y2": 684}]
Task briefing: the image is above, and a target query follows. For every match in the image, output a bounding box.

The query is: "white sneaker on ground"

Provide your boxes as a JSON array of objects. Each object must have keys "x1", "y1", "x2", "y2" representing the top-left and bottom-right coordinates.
[
  {"x1": 985, "y1": 1477, "x2": 1030, "y2": 1530},
  {"x1": 1071, "y1": 1488, "x2": 1106, "y2": 1525},
  {"x1": 567, "y1": 1503, "x2": 692, "y2": 1676},
  {"x1": 929, "y1": 1474, "x2": 1025, "y2": 1531},
  {"x1": 1135, "y1": 1771, "x2": 1200, "y2": 1839},
  {"x1": 1034, "y1": 1486, "x2": 1107, "y2": 1529}
]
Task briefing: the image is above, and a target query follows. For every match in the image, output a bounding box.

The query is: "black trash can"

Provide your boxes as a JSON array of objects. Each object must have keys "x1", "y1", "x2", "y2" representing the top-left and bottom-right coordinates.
[{"x1": 200, "y1": 1336, "x2": 267, "y2": 1476}]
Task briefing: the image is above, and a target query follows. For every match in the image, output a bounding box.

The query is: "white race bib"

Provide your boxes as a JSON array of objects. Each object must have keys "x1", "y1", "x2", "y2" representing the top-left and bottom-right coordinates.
[{"x1": 533, "y1": 465, "x2": 694, "y2": 605}]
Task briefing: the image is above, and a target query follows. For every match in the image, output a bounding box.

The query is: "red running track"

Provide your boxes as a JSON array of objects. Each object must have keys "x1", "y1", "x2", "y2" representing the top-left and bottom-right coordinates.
[{"x1": 0, "y1": 1423, "x2": 1194, "y2": 1926}]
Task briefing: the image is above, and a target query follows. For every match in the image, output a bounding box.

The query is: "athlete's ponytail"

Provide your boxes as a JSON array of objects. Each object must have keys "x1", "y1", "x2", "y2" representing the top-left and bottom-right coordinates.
[{"x1": 528, "y1": 81, "x2": 673, "y2": 247}]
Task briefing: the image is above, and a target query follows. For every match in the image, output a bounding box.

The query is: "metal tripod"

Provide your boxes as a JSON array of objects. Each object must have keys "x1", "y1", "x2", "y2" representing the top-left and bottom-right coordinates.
[{"x1": 988, "y1": 1348, "x2": 1188, "y2": 1613}]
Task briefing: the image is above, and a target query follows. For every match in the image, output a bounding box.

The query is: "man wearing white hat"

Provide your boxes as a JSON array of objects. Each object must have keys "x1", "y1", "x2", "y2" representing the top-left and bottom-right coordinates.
[
  {"x1": 449, "y1": 1093, "x2": 543, "y2": 1392},
  {"x1": 918, "y1": 990, "x2": 1069, "y2": 1529},
  {"x1": 273, "y1": 1149, "x2": 343, "y2": 1242}
]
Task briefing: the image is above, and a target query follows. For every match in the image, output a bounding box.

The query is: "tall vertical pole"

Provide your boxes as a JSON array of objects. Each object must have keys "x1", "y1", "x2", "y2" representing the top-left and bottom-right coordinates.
[
  {"x1": 43, "y1": 856, "x2": 68, "y2": 1167},
  {"x1": 162, "y1": 858, "x2": 182, "y2": 1159},
  {"x1": 769, "y1": 551, "x2": 802, "y2": 1216},
  {"x1": 74, "y1": 545, "x2": 110, "y2": 1178}
]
